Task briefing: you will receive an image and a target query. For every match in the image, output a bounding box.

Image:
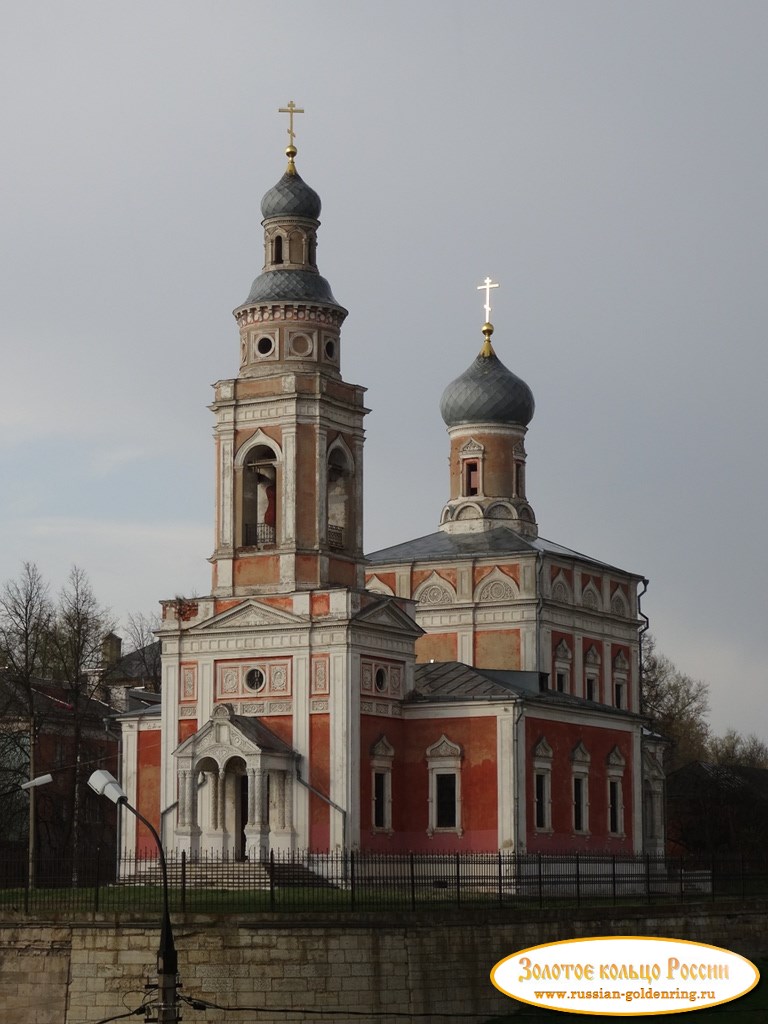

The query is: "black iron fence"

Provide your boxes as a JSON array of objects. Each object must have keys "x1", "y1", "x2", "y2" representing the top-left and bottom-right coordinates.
[{"x1": 2, "y1": 848, "x2": 767, "y2": 915}]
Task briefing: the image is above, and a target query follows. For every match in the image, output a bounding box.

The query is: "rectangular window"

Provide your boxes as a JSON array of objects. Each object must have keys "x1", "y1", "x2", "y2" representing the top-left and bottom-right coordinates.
[
  {"x1": 435, "y1": 773, "x2": 457, "y2": 828},
  {"x1": 586, "y1": 675, "x2": 596, "y2": 702},
  {"x1": 535, "y1": 773, "x2": 546, "y2": 829},
  {"x1": 556, "y1": 671, "x2": 567, "y2": 693},
  {"x1": 573, "y1": 777, "x2": 585, "y2": 832},
  {"x1": 609, "y1": 780, "x2": 620, "y2": 834},
  {"x1": 465, "y1": 461, "x2": 479, "y2": 496},
  {"x1": 614, "y1": 682, "x2": 624, "y2": 709},
  {"x1": 373, "y1": 771, "x2": 386, "y2": 829}
]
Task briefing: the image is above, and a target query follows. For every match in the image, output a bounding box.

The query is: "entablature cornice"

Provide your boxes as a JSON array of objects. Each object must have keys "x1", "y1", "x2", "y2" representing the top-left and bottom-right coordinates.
[{"x1": 234, "y1": 302, "x2": 347, "y2": 329}]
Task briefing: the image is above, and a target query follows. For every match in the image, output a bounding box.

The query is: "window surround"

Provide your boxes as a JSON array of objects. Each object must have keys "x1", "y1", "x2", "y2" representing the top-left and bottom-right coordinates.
[
  {"x1": 426, "y1": 735, "x2": 463, "y2": 837},
  {"x1": 584, "y1": 645, "x2": 601, "y2": 702},
  {"x1": 459, "y1": 439, "x2": 485, "y2": 498},
  {"x1": 606, "y1": 746, "x2": 626, "y2": 837},
  {"x1": 571, "y1": 741, "x2": 591, "y2": 835},
  {"x1": 533, "y1": 736, "x2": 553, "y2": 833},
  {"x1": 613, "y1": 650, "x2": 629, "y2": 710},
  {"x1": 554, "y1": 639, "x2": 572, "y2": 694},
  {"x1": 370, "y1": 735, "x2": 394, "y2": 835}
]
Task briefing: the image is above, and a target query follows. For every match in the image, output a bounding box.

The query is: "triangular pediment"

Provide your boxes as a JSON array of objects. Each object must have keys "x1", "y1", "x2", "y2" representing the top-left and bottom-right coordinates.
[
  {"x1": 173, "y1": 703, "x2": 296, "y2": 765},
  {"x1": 174, "y1": 704, "x2": 260, "y2": 759},
  {"x1": 192, "y1": 599, "x2": 306, "y2": 632},
  {"x1": 353, "y1": 597, "x2": 423, "y2": 636}
]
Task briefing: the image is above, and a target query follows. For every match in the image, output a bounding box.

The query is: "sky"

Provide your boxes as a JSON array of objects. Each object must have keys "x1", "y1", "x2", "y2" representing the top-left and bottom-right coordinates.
[{"x1": 1, "y1": 1, "x2": 766, "y2": 741}]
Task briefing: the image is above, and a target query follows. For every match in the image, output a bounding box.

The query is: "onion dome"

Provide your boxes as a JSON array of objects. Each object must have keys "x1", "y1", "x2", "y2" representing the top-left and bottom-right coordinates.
[
  {"x1": 244, "y1": 269, "x2": 340, "y2": 306},
  {"x1": 260, "y1": 160, "x2": 321, "y2": 221},
  {"x1": 440, "y1": 324, "x2": 535, "y2": 428}
]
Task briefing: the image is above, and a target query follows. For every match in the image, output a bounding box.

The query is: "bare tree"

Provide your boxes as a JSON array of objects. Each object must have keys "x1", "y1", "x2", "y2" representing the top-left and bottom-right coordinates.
[
  {"x1": 123, "y1": 611, "x2": 162, "y2": 691},
  {"x1": 641, "y1": 634, "x2": 711, "y2": 771},
  {"x1": 0, "y1": 563, "x2": 53, "y2": 881},
  {"x1": 48, "y1": 566, "x2": 116, "y2": 875},
  {"x1": 708, "y1": 728, "x2": 768, "y2": 769}
]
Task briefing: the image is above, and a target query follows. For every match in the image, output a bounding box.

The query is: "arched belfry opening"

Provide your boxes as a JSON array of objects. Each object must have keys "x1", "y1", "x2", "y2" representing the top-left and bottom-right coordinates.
[
  {"x1": 327, "y1": 442, "x2": 353, "y2": 549},
  {"x1": 273, "y1": 234, "x2": 284, "y2": 264},
  {"x1": 243, "y1": 444, "x2": 278, "y2": 547}
]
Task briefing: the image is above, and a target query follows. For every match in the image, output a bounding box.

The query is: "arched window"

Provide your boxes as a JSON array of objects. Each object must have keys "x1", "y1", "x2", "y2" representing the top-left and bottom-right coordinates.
[
  {"x1": 327, "y1": 444, "x2": 352, "y2": 549},
  {"x1": 243, "y1": 445, "x2": 278, "y2": 546},
  {"x1": 273, "y1": 235, "x2": 283, "y2": 264}
]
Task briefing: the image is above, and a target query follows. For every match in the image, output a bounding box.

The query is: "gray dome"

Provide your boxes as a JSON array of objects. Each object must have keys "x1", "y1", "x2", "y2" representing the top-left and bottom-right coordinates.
[
  {"x1": 440, "y1": 352, "x2": 535, "y2": 428},
  {"x1": 242, "y1": 269, "x2": 343, "y2": 308},
  {"x1": 261, "y1": 171, "x2": 321, "y2": 221}
]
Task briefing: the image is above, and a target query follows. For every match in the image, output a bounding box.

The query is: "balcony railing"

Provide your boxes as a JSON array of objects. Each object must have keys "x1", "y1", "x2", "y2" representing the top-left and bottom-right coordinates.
[
  {"x1": 328, "y1": 525, "x2": 344, "y2": 549},
  {"x1": 244, "y1": 524, "x2": 276, "y2": 546}
]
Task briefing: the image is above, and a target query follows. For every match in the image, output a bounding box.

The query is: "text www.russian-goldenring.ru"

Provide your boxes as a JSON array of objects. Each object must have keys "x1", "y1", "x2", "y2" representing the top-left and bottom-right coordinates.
[{"x1": 534, "y1": 988, "x2": 718, "y2": 1004}]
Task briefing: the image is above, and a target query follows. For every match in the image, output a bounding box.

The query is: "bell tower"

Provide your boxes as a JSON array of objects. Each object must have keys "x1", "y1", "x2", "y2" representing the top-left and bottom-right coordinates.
[{"x1": 210, "y1": 108, "x2": 368, "y2": 595}]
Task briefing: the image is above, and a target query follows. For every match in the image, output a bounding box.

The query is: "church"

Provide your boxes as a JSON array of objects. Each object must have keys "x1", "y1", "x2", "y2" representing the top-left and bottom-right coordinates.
[{"x1": 118, "y1": 110, "x2": 665, "y2": 861}]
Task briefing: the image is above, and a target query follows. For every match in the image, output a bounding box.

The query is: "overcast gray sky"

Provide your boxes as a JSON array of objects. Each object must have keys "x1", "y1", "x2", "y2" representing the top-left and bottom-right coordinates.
[{"x1": 1, "y1": 1, "x2": 766, "y2": 741}]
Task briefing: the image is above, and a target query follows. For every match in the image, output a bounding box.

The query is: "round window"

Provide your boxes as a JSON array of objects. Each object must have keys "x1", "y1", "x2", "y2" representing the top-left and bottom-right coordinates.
[
  {"x1": 257, "y1": 337, "x2": 274, "y2": 356},
  {"x1": 290, "y1": 334, "x2": 312, "y2": 357},
  {"x1": 324, "y1": 339, "x2": 336, "y2": 361},
  {"x1": 375, "y1": 667, "x2": 388, "y2": 692},
  {"x1": 245, "y1": 668, "x2": 266, "y2": 692}
]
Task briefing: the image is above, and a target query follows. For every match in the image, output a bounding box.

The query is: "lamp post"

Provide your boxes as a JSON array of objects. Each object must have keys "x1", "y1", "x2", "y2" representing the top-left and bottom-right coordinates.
[
  {"x1": 88, "y1": 770, "x2": 179, "y2": 1024},
  {"x1": 20, "y1": 773, "x2": 53, "y2": 890}
]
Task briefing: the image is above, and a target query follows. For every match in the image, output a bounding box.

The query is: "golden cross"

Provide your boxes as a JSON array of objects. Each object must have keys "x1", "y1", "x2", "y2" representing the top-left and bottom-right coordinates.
[
  {"x1": 278, "y1": 100, "x2": 305, "y2": 147},
  {"x1": 477, "y1": 276, "x2": 499, "y2": 322}
]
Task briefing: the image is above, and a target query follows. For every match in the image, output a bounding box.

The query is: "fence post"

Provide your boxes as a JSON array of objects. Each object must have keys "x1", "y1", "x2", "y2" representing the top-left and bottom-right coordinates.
[
  {"x1": 679, "y1": 856, "x2": 684, "y2": 902},
  {"x1": 498, "y1": 851, "x2": 503, "y2": 906},
  {"x1": 94, "y1": 845, "x2": 101, "y2": 913},
  {"x1": 538, "y1": 853, "x2": 543, "y2": 909},
  {"x1": 269, "y1": 849, "x2": 276, "y2": 911},
  {"x1": 575, "y1": 853, "x2": 580, "y2": 908},
  {"x1": 23, "y1": 851, "x2": 29, "y2": 914},
  {"x1": 350, "y1": 849, "x2": 356, "y2": 909},
  {"x1": 645, "y1": 853, "x2": 651, "y2": 904},
  {"x1": 181, "y1": 850, "x2": 186, "y2": 915},
  {"x1": 611, "y1": 855, "x2": 616, "y2": 905},
  {"x1": 409, "y1": 853, "x2": 416, "y2": 911},
  {"x1": 455, "y1": 853, "x2": 461, "y2": 906}
]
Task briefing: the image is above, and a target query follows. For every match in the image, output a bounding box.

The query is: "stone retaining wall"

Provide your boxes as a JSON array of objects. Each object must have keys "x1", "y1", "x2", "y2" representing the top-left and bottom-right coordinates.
[{"x1": 1, "y1": 902, "x2": 766, "y2": 1023}]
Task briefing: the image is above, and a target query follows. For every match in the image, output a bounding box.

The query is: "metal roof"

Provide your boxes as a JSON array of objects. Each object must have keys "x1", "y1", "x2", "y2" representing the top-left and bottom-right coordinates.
[
  {"x1": 366, "y1": 526, "x2": 639, "y2": 576},
  {"x1": 242, "y1": 269, "x2": 343, "y2": 308}
]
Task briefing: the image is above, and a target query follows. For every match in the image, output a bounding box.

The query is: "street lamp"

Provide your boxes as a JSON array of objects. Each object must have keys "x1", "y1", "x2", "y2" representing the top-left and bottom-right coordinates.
[
  {"x1": 88, "y1": 770, "x2": 180, "y2": 1024},
  {"x1": 20, "y1": 773, "x2": 53, "y2": 891}
]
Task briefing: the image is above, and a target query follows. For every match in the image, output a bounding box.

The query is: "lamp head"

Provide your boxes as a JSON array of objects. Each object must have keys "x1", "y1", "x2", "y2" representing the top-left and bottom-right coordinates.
[
  {"x1": 88, "y1": 769, "x2": 128, "y2": 805},
  {"x1": 20, "y1": 773, "x2": 53, "y2": 791}
]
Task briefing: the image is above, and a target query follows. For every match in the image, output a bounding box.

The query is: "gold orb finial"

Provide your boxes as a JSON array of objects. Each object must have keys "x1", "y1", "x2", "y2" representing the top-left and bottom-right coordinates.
[
  {"x1": 480, "y1": 321, "x2": 495, "y2": 357},
  {"x1": 285, "y1": 144, "x2": 298, "y2": 174}
]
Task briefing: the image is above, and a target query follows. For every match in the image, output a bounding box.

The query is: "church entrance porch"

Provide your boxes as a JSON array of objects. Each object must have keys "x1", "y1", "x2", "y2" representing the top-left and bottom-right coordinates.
[{"x1": 173, "y1": 704, "x2": 297, "y2": 861}]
